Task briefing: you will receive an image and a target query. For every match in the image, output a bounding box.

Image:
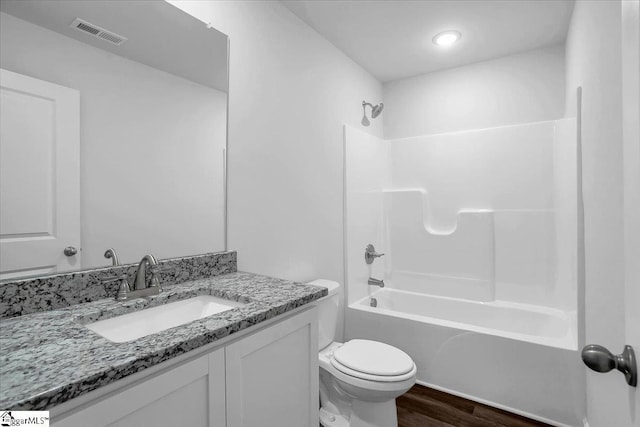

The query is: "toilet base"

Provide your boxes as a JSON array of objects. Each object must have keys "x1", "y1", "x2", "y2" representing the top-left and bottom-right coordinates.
[
  {"x1": 320, "y1": 407, "x2": 349, "y2": 427},
  {"x1": 319, "y1": 399, "x2": 398, "y2": 427},
  {"x1": 349, "y1": 399, "x2": 398, "y2": 427}
]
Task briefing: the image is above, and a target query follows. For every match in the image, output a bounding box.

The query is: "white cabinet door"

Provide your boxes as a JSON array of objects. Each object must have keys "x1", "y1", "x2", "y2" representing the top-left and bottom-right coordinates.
[
  {"x1": 0, "y1": 69, "x2": 80, "y2": 279},
  {"x1": 225, "y1": 307, "x2": 318, "y2": 427},
  {"x1": 53, "y1": 349, "x2": 226, "y2": 427}
]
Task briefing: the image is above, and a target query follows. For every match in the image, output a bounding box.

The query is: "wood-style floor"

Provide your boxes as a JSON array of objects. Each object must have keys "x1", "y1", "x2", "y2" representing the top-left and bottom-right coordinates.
[{"x1": 397, "y1": 385, "x2": 552, "y2": 427}]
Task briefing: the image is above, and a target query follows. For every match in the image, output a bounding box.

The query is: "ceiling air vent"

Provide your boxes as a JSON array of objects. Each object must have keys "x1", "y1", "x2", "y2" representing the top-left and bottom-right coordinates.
[{"x1": 70, "y1": 18, "x2": 127, "y2": 46}]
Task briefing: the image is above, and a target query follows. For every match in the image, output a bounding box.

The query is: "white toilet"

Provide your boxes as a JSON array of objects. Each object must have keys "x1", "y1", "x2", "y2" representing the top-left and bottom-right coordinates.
[{"x1": 309, "y1": 279, "x2": 417, "y2": 427}]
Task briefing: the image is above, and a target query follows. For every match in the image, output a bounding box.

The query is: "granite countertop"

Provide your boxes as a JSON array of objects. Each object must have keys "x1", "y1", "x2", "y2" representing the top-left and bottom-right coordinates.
[{"x1": 0, "y1": 272, "x2": 327, "y2": 410}]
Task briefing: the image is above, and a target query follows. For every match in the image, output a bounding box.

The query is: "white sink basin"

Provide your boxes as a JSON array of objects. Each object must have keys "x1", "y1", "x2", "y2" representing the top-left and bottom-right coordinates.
[{"x1": 86, "y1": 295, "x2": 245, "y2": 343}]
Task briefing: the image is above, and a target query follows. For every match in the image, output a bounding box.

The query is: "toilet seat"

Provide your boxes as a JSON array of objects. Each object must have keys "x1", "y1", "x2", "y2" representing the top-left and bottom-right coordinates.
[{"x1": 330, "y1": 339, "x2": 416, "y2": 382}]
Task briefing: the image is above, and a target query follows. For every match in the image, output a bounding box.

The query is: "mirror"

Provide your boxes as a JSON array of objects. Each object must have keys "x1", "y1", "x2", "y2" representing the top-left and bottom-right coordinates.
[{"x1": 0, "y1": 0, "x2": 228, "y2": 280}]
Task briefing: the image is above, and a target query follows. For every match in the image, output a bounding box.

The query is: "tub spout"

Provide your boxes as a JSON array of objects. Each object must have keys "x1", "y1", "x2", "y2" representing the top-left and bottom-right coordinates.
[{"x1": 368, "y1": 277, "x2": 384, "y2": 287}]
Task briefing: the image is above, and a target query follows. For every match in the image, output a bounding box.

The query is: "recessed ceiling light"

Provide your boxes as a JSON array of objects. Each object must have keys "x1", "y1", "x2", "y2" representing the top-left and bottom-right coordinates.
[{"x1": 432, "y1": 30, "x2": 461, "y2": 47}]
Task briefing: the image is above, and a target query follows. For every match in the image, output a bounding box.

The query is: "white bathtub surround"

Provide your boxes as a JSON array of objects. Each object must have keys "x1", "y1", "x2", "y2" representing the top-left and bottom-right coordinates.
[
  {"x1": 384, "y1": 190, "x2": 495, "y2": 301},
  {"x1": 345, "y1": 120, "x2": 578, "y2": 311},
  {"x1": 343, "y1": 127, "x2": 389, "y2": 306},
  {"x1": 344, "y1": 119, "x2": 581, "y2": 425},
  {"x1": 385, "y1": 121, "x2": 569, "y2": 310}
]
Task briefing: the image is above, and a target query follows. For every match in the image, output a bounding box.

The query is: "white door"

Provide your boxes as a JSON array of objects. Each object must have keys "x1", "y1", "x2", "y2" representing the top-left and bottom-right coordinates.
[
  {"x1": 584, "y1": 2, "x2": 639, "y2": 425},
  {"x1": 621, "y1": 0, "x2": 640, "y2": 422},
  {"x1": 0, "y1": 69, "x2": 80, "y2": 279}
]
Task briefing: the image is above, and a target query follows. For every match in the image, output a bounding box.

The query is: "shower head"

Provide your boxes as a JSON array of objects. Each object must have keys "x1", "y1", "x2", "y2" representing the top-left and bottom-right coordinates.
[
  {"x1": 371, "y1": 103, "x2": 384, "y2": 118},
  {"x1": 361, "y1": 100, "x2": 384, "y2": 126}
]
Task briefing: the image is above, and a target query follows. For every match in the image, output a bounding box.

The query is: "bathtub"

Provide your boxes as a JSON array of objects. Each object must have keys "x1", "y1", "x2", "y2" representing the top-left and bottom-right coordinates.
[{"x1": 345, "y1": 288, "x2": 584, "y2": 426}]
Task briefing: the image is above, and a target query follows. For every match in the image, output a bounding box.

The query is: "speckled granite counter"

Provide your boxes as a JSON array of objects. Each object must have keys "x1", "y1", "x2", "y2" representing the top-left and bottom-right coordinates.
[{"x1": 0, "y1": 272, "x2": 327, "y2": 410}]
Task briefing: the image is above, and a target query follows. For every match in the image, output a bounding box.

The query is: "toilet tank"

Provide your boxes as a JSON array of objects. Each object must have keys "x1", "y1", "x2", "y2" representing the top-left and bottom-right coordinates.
[{"x1": 308, "y1": 279, "x2": 341, "y2": 349}]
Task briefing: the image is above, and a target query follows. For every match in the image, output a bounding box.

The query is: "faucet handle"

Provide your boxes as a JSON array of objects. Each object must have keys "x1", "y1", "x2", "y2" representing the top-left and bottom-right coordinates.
[
  {"x1": 101, "y1": 274, "x2": 131, "y2": 301},
  {"x1": 365, "y1": 244, "x2": 385, "y2": 264},
  {"x1": 115, "y1": 279, "x2": 131, "y2": 301},
  {"x1": 148, "y1": 265, "x2": 170, "y2": 291}
]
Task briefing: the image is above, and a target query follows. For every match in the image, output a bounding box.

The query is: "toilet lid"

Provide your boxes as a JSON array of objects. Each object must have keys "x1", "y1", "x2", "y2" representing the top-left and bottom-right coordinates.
[{"x1": 332, "y1": 339, "x2": 414, "y2": 377}]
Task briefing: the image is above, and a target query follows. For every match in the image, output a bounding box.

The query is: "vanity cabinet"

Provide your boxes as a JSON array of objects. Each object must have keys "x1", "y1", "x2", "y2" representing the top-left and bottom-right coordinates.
[
  {"x1": 226, "y1": 307, "x2": 319, "y2": 427},
  {"x1": 54, "y1": 350, "x2": 225, "y2": 427},
  {"x1": 53, "y1": 307, "x2": 318, "y2": 427}
]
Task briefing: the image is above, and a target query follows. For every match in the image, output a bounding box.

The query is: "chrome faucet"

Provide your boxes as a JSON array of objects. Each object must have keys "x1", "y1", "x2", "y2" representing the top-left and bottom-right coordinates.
[
  {"x1": 104, "y1": 248, "x2": 120, "y2": 266},
  {"x1": 368, "y1": 277, "x2": 384, "y2": 287},
  {"x1": 102, "y1": 254, "x2": 164, "y2": 301},
  {"x1": 133, "y1": 254, "x2": 161, "y2": 291}
]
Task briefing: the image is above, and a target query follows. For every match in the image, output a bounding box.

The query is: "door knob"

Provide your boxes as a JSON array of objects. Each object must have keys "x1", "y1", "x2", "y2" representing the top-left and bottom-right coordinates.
[
  {"x1": 63, "y1": 246, "x2": 78, "y2": 256},
  {"x1": 581, "y1": 344, "x2": 637, "y2": 387}
]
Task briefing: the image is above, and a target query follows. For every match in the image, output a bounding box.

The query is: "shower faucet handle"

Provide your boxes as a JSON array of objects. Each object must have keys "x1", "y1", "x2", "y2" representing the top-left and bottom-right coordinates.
[{"x1": 365, "y1": 244, "x2": 384, "y2": 264}]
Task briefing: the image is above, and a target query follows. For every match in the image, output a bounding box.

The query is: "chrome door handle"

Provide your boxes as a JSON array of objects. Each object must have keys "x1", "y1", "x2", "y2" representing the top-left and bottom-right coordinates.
[
  {"x1": 63, "y1": 246, "x2": 78, "y2": 256},
  {"x1": 581, "y1": 344, "x2": 637, "y2": 387}
]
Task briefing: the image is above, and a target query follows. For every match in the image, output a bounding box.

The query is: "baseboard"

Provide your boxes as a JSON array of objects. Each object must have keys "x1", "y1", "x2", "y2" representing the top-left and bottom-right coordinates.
[{"x1": 414, "y1": 379, "x2": 575, "y2": 427}]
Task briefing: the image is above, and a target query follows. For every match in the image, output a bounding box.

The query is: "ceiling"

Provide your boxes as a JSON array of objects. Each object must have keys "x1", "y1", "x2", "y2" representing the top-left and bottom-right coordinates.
[
  {"x1": 281, "y1": 0, "x2": 575, "y2": 83},
  {"x1": 0, "y1": 0, "x2": 228, "y2": 92}
]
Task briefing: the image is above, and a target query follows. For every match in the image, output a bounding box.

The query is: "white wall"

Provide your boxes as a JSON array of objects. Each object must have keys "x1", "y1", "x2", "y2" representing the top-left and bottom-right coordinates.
[
  {"x1": 167, "y1": 6, "x2": 383, "y2": 269},
  {"x1": 168, "y1": 1, "x2": 384, "y2": 340},
  {"x1": 0, "y1": 12, "x2": 226, "y2": 269},
  {"x1": 383, "y1": 45, "x2": 566, "y2": 139}
]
